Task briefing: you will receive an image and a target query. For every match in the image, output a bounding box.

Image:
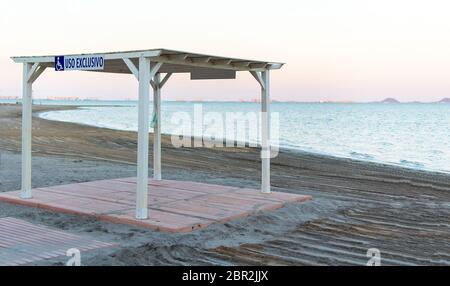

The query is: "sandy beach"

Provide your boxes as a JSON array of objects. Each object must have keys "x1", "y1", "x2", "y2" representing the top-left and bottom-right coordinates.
[{"x1": 0, "y1": 104, "x2": 449, "y2": 265}]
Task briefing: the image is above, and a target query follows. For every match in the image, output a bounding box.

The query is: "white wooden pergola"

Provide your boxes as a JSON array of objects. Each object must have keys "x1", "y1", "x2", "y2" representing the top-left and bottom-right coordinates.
[{"x1": 11, "y1": 49, "x2": 284, "y2": 220}]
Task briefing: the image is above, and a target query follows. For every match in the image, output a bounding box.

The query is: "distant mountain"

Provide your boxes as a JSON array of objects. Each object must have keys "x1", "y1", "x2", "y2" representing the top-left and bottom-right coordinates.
[
  {"x1": 379, "y1": 98, "x2": 400, "y2": 104},
  {"x1": 438, "y1": 98, "x2": 450, "y2": 103}
]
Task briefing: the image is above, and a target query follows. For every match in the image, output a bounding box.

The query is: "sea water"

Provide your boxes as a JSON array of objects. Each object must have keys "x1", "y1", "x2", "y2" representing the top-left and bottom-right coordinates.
[{"x1": 2, "y1": 99, "x2": 448, "y2": 174}]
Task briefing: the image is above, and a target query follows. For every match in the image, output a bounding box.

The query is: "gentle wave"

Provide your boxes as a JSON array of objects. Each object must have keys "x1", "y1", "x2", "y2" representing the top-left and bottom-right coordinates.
[
  {"x1": 349, "y1": 151, "x2": 375, "y2": 160},
  {"x1": 37, "y1": 101, "x2": 450, "y2": 174},
  {"x1": 399, "y1": 160, "x2": 425, "y2": 169}
]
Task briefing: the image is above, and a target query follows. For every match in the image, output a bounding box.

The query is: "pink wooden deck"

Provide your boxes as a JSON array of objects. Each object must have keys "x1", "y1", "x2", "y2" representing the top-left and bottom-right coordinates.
[
  {"x1": 0, "y1": 217, "x2": 117, "y2": 266},
  {"x1": 0, "y1": 178, "x2": 311, "y2": 233}
]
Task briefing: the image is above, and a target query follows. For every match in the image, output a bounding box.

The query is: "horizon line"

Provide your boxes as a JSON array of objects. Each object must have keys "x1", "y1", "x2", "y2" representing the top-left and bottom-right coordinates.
[{"x1": 1, "y1": 97, "x2": 449, "y2": 104}]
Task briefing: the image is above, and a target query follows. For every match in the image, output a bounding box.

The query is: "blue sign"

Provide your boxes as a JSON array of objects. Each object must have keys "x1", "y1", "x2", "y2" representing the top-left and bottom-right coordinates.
[
  {"x1": 55, "y1": 56, "x2": 65, "y2": 71},
  {"x1": 54, "y1": 55, "x2": 104, "y2": 71}
]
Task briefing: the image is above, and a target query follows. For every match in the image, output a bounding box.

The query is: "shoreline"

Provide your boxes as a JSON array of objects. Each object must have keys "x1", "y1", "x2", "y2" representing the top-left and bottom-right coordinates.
[
  {"x1": 35, "y1": 103, "x2": 450, "y2": 176},
  {"x1": 1, "y1": 104, "x2": 450, "y2": 265},
  {"x1": 2, "y1": 99, "x2": 450, "y2": 104}
]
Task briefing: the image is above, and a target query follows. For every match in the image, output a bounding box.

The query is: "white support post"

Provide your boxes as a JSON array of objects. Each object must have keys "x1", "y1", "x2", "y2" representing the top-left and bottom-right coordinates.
[
  {"x1": 261, "y1": 70, "x2": 271, "y2": 193},
  {"x1": 136, "y1": 56, "x2": 151, "y2": 219},
  {"x1": 21, "y1": 63, "x2": 33, "y2": 199},
  {"x1": 153, "y1": 73, "x2": 162, "y2": 180}
]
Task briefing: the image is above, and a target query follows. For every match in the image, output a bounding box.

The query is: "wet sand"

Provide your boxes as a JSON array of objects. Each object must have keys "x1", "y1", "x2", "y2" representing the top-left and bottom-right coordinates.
[{"x1": 0, "y1": 104, "x2": 449, "y2": 265}]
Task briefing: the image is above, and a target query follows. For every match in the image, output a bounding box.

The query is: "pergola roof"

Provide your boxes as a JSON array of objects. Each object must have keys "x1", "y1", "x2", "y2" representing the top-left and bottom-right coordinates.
[{"x1": 11, "y1": 49, "x2": 284, "y2": 79}]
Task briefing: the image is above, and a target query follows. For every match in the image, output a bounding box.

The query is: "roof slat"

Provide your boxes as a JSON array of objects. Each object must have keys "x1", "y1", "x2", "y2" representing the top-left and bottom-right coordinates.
[{"x1": 11, "y1": 48, "x2": 284, "y2": 74}]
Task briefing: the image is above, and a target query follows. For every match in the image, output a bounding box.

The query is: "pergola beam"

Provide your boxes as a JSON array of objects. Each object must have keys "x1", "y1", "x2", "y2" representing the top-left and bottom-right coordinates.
[
  {"x1": 28, "y1": 65, "x2": 47, "y2": 84},
  {"x1": 166, "y1": 54, "x2": 189, "y2": 61},
  {"x1": 124, "y1": 59, "x2": 164, "y2": 90},
  {"x1": 123, "y1": 58, "x2": 139, "y2": 80},
  {"x1": 159, "y1": 73, "x2": 172, "y2": 89},
  {"x1": 12, "y1": 50, "x2": 162, "y2": 64},
  {"x1": 231, "y1": 61, "x2": 251, "y2": 68},
  {"x1": 150, "y1": 62, "x2": 163, "y2": 78},
  {"x1": 249, "y1": 63, "x2": 268, "y2": 69},
  {"x1": 12, "y1": 49, "x2": 285, "y2": 73},
  {"x1": 149, "y1": 62, "x2": 163, "y2": 89},
  {"x1": 189, "y1": 56, "x2": 212, "y2": 64},
  {"x1": 26, "y1": 63, "x2": 40, "y2": 83},
  {"x1": 153, "y1": 56, "x2": 269, "y2": 72},
  {"x1": 211, "y1": 59, "x2": 233, "y2": 65},
  {"x1": 250, "y1": 71, "x2": 265, "y2": 89}
]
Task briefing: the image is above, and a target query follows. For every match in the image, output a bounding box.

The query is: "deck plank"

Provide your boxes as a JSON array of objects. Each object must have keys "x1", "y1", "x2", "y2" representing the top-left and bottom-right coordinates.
[
  {"x1": 0, "y1": 179, "x2": 312, "y2": 233},
  {"x1": 0, "y1": 217, "x2": 117, "y2": 266}
]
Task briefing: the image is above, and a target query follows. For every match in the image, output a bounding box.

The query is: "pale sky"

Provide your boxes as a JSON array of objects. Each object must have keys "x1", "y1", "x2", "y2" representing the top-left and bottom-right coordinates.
[{"x1": 1, "y1": 0, "x2": 450, "y2": 102}]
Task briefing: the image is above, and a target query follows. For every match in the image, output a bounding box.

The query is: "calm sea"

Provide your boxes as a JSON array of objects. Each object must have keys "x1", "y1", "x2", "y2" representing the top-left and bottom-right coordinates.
[{"x1": 2, "y1": 99, "x2": 449, "y2": 174}]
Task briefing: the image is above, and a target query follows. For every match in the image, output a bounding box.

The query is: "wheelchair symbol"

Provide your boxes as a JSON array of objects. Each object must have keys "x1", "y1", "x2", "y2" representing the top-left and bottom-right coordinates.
[{"x1": 55, "y1": 56, "x2": 64, "y2": 71}]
